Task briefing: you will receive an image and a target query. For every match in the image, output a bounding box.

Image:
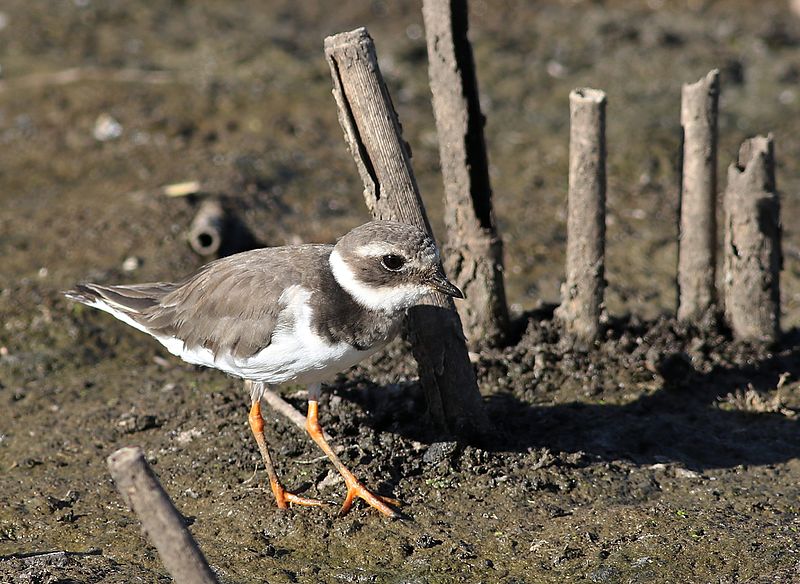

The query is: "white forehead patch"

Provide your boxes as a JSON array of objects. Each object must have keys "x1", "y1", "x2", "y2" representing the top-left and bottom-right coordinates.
[{"x1": 329, "y1": 249, "x2": 430, "y2": 312}]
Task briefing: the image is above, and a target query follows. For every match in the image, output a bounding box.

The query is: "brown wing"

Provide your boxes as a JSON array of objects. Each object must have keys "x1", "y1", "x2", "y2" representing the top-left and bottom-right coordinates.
[{"x1": 69, "y1": 245, "x2": 332, "y2": 359}]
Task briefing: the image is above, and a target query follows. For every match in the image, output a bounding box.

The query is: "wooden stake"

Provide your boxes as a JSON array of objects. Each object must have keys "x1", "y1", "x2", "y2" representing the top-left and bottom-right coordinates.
[
  {"x1": 324, "y1": 27, "x2": 492, "y2": 442},
  {"x1": 723, "y1": 135, "x2": 781, "y2": 343},
  {"x1": 422, "y1": 0, "x2": 509, "y2": 349},
  {"x1": 678, "y1": 70, "x2": 720, "y2": 321},
  {"x1": 107, "y1": 447, "x2": 220, "y2": 584},
  {"x1": 555, "y1": 88, "x2": 607, "y2": 346}
]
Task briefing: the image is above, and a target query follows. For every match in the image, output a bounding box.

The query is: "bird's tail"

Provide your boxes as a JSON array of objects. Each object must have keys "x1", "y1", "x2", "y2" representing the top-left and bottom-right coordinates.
[{"x1": 64, "y1": 282, "x2": 177, "y2": 316}]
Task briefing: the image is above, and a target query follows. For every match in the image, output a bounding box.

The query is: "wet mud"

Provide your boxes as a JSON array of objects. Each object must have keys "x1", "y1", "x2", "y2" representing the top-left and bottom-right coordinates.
[{"x1": 2, "y1": 1, "x2": 800, "y2": 582}]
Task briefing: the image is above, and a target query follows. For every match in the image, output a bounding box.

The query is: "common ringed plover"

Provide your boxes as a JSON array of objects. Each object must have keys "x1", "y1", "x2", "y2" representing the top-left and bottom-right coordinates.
[{"x1": 65, "y1": 220, "x2": 463, "y2": 518}]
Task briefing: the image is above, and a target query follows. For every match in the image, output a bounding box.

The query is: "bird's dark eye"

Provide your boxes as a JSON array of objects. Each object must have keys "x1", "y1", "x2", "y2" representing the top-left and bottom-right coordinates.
[{"x1": 381, "y1": 254, "x2": 405, "y2": 271}]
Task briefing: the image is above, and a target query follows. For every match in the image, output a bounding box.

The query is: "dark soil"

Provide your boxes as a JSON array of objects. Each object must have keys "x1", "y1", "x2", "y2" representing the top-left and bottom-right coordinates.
[{"x1": 3, "y1": 1, "x2": 800, "y2": 582}]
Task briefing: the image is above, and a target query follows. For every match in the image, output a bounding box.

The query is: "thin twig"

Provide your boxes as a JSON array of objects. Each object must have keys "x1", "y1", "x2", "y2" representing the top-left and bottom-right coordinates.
[
  {"x1": 260, "y1": 386, "x2": 341, "y2": 451},
  {"x1": 0, "y1": 67, "x2": 178, "y2": 93},
  {"x1": 294, "y1": 455, "x2": 329, "y2": 465},
  {"x1": 260, "y1": 387, "x2": 310, "y2": 433},
  {"x1": 240, "y1": 462, "x2": 260, "y2": 485}
]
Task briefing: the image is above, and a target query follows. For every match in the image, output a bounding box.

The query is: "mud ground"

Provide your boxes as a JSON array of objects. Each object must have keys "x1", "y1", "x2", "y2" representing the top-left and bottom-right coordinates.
[{"x1": 2, "y1": 1, "x2": 800, "y2": 582}]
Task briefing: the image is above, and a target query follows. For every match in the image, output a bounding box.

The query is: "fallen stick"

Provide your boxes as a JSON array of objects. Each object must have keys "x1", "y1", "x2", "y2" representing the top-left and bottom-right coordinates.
[
  {"x1": 260, "y1": 387, "x2": 309, "y2": 433},
  {"x1": 107, "y1": 447, "x2": 219, "y2": 584},
  {"x1": 163, "y1": 181, "x2": 202, "y2": 198},
  {"x1": 1, "y1": 549, "x2": 102, "y2": 563},
  {"x1": 0, "y1": 66, "x2": 177, "y2": 93},
  {"x1": 255, "y1": 383, "x2": 339, "y2": 450},
  {"x1": 245, "y1": 380, "x2": 341, "y2": 452}
]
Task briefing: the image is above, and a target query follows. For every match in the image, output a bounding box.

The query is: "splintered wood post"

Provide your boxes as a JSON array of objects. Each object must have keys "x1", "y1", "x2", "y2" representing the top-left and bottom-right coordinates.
[
  {"x1": 555, "y1": 88, "x2": 607, "y2": 346},
  {"x1": 422, "y1": 0, "x2": 509, "y2": 349},
  {"x1": 678, "y1": 69, "x2": 720, "y2": 321},
  {"x1": 324, "y1": 27, "x2": 492, "y2": 442},
  {"x1": 723, "y1": 135, "x2": 782, "y2": 343},
  {"x1": 107, "y1": 447, "x2": 219, "y2": 584}
]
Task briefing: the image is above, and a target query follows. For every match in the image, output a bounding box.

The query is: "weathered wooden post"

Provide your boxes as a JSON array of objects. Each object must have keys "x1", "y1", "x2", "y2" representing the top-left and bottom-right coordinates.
[
  {"x1": 107, "y1": 447, "x2": 219, "y2": 584},
  {"x1": 324, "y1": 27, "x2": 492, "y2": 442},
  {"x1": 555, "y1": 88, "x2": 607, "y2": 346},
  {"x1": 678, "y1": 70, "x2": 720, "y2": 321},
  {"x1": 723, "y1": 135, "x2": 781, "y2": 343},
  {"x1": 421, "y1": 0, "x2": 509, "y2": 350}
]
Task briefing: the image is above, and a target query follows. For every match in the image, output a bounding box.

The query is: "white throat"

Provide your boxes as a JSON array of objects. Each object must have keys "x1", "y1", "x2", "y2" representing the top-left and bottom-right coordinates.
[{"x1": 329, "y1": 249, "x2": 428, "y2": 312}]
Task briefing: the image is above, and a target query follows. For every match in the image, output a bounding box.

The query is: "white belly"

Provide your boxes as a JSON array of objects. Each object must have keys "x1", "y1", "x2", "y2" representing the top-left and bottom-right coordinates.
[{"x1": 159, "y1": 332, "x2": 380, "y2": 384}]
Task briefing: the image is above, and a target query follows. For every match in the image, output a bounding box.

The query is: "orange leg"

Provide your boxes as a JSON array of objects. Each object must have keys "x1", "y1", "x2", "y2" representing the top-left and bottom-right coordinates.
[
  {"x1": 305, "y1": 400, "x2": 399, "y2": 518},
  {"x1": 248, "y1": 400, "x2": 322, "y2": 509}
]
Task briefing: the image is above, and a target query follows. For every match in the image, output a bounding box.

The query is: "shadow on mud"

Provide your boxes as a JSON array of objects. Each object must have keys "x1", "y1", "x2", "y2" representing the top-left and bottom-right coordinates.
[
  {"x1": 346, "y1": 325, "x2": 800, "y2": 472},
  {"x1": 491, "y1": 354, "x2": 800, "y2": 470}
]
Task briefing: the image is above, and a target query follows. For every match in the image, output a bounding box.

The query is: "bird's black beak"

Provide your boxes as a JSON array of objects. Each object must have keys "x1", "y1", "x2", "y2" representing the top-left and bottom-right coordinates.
[{"x1": 429, "y1": 270, "x2": 464, "y2": 299}]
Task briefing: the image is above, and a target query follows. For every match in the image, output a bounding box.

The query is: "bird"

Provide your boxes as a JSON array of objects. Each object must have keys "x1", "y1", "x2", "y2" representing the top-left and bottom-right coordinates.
[{"x1": 65, "y1": 220, "x2": 463, "y2": 518}]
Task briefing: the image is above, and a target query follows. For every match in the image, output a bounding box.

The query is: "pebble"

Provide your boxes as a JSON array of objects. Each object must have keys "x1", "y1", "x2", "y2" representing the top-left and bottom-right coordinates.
[
  {"x1": 423, "y1": 441, "x2": 458, "y2": 465},
  {"x1": 122, "y1": 256, "x2": 141, "y2": 272},
  {"x1": 93, "y1": 113, "x2": 123, "y2": 141},
  {"x1": 675, "y1": 467, "x2": 700, "y2": 479}
]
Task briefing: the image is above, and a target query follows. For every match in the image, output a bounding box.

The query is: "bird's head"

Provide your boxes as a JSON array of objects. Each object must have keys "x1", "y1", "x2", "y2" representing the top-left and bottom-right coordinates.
[{"x1": 330, "y1": 220, "x2": 463, "y2": 313}]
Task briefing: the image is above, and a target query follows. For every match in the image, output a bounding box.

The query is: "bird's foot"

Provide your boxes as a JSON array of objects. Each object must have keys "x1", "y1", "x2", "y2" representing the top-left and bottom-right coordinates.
[
  {"x1": 270, "y1": 480, "x2": 323, "y2": 509},
  {"x1": 339, "y1": 478, "x2": 401, "y2": 518}
]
